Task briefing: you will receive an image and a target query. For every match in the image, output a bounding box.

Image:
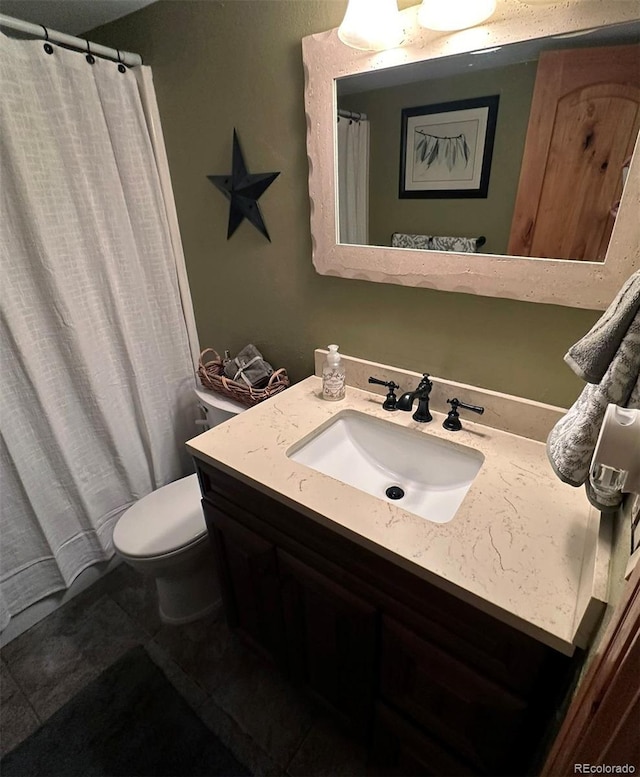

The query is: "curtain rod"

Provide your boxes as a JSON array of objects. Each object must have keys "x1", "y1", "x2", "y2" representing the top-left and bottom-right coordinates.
[
  {"x1": 338, "y1": 109, "x2": 367, "y2": 121},
  {"x1": 0, "y1": 13, "x2": 142, "y2": 66}
]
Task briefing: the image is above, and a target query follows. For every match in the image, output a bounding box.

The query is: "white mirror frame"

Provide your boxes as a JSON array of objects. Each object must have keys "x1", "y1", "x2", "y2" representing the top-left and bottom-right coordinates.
[{"x1": 303, "y1": 1, "x2": 640, "y2": 310}]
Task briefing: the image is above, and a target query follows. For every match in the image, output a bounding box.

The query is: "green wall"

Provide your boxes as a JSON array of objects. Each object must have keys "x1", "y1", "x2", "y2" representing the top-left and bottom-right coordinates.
[
  {"x1": 340, "y1": 61, "x2": 537, "y2": 255},
  {"x1": 91, "y1": 0, "x2": 600, "y2": 408}
]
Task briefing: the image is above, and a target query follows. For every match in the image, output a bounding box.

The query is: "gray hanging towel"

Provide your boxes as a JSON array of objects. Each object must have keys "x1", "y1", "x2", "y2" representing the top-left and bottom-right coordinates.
[
  {"x1": 546, "y1": 270, "x2": 640, "y2": 512},
  {"x1": 223, "y1": 344, "x2": 274, "y2": 389}
]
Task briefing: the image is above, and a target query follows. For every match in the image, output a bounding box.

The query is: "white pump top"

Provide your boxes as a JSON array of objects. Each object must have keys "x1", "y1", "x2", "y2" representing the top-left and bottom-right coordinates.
[{"x1": 326, "y1": 344, "x2": 341, "y2": 366}]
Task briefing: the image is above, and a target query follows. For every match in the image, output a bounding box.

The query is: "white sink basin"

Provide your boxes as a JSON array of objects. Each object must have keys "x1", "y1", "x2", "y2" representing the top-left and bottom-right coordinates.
[{"x1": 287, "y1": 410, "x2": 484, "y2": 524}]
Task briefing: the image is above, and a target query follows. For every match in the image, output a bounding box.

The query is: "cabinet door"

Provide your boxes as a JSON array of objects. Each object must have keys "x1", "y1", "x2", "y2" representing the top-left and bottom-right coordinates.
[
  {"x1": 278, "y1": 549, "x2": 377, "y2": 737},
  {"x1": 370, "y1": 702, "x2": 478, "y2": 777},
  {"x1": 203, "y1": 502, "x2": 285, "y2": 668},
  {"x1": 380, "y1": 616, "x2": 529, "y2": 775}
]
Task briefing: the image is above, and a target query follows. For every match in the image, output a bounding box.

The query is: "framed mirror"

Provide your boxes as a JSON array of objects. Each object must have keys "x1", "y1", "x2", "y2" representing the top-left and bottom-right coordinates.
[{"x1": 303, "y1": 1, "x2": 640, "y2": 309}]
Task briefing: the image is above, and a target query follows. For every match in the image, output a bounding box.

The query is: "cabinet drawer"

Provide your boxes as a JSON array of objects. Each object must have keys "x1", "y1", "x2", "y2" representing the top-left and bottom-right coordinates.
[
  {"x1": 380, "y1": 616, "x2": 529, "y2": 774},
  {"x1": 370, "y1": 702, "x2": 478, "y2": 777}
]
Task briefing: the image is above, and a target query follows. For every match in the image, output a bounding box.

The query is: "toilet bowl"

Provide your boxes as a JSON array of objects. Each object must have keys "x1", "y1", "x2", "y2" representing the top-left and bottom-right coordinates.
[{"x1": 112, "y1": 387, "x2": 246, "y2": 624}]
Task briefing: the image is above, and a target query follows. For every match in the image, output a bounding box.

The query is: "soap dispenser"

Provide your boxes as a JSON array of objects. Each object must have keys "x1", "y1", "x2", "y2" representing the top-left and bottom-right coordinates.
[{"x1": 322, "y1": 344, "x2": 346, "y2": 401}]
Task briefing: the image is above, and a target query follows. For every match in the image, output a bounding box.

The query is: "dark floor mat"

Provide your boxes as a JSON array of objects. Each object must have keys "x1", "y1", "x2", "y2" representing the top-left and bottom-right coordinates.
[{"x1": 1, "y1": 645, "x2": 251, "y2": 776}]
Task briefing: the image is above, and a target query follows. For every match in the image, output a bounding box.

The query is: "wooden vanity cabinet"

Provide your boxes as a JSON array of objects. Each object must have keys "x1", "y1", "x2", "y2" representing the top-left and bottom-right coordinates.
[{"x1": 197, "y1": 461, "x2": 573, "y2": 776}]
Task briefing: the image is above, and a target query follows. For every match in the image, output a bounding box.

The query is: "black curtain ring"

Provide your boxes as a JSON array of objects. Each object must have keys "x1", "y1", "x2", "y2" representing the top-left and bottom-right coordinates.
[
  {"x1": 116, "y1": 49, "x2": 126, "y2": 73},
  {"x1": 42, "y1": 25, "x2": 53, "y2": 55},
  {"x1": 86, "y1": 40, "x2": 95, "y2": 65}
]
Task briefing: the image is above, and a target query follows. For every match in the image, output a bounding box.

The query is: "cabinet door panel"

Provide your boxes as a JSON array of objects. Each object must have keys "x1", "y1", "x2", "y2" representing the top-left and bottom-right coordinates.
[
  {"x1": 204, "y1": 502, "x2": 285, "y2": 667},
  {"x1": 278, "y1": 549, "x2": 377, "y2": 736},
  {"x1": 370, "y1": 702, "x2": 478, "y2": 777},
  {"x1": 380, "y1": 616, "x2": 528, "y2": 774}
]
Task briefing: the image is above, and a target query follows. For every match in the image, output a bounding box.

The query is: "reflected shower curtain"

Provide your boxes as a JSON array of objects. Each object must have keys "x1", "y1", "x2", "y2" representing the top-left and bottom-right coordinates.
[
  {"x1": 0, "y1": 34, "x2": 198, "y2": 629},
  {"x1": 337, "y1": 115, "x2": 369, "y2": 245}
]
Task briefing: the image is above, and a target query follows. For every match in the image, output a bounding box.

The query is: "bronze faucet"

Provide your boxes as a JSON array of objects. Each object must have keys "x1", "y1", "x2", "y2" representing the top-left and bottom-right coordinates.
[{"x1": 397, "y1": 374, "x2": 433, "y2": 423}]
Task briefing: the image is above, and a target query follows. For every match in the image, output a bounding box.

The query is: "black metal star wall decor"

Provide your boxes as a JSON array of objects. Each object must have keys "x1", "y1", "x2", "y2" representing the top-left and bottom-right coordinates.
[{"x1": 207, "y1": 129, "x2": 280, "y2": 242}]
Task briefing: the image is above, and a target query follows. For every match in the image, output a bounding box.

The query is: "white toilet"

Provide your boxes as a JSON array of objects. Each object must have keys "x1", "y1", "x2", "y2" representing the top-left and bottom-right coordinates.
[{"x1": 112, "y1": 387, "x2": 245, "y2": 624}]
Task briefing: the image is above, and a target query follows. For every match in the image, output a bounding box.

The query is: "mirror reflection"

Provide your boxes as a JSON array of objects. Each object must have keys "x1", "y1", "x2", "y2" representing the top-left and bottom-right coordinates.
[{"x1": 336, "y1": 22, "x2": 640, "y2": 262}]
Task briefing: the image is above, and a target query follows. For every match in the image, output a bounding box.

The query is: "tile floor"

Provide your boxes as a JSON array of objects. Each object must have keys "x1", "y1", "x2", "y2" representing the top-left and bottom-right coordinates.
[{"x1": 0, "y1": 565, "x2": 368, "y2": 776}]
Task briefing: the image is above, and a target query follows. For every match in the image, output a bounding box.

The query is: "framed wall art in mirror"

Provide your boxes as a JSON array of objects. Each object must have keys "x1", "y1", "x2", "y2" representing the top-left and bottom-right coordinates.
[
  {"x1": 302, "y1": 1, "x2": 640, "y2": 310},
  {"x1": 400, "y1": 95, "x2": 499, "y2": 199}
]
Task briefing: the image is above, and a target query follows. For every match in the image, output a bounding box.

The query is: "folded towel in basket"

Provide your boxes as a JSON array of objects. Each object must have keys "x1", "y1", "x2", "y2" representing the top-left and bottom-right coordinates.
[
  {"x1": 223, "y1": 344, "x2": 274, "y2": 389},
  {"x1": 546, "y1": 271, "x2": 640, "y2": 512}
]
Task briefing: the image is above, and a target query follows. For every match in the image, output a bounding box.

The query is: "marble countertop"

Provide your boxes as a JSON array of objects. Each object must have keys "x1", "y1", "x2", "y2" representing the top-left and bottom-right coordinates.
[{"x1": 187, "y1": 376, "x2": 601, "y2": 655}]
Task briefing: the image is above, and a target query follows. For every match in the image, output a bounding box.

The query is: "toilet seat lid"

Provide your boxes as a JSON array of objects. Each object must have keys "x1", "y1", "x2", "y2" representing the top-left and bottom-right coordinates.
[{"x1": 113, "y1": 473, "x2": 206, "y2": 558}]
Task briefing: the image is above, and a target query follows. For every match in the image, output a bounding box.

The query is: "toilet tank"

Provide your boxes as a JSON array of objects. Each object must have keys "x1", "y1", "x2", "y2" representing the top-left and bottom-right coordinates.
[{"x1": 194, "y1": 387, "x2": 245, "y2": 429}]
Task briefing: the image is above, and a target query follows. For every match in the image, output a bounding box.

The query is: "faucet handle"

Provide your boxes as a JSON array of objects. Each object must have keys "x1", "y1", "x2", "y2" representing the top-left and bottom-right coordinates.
[
  {"x1": 368, "y1": 377, "x2": 400, "y2": 411},
  {"x1": 451, "y1": 398, "x2": 484, "y2": 415},
  {"x1": 443, "y1": 397, "x2": 485, "y2": 431}
]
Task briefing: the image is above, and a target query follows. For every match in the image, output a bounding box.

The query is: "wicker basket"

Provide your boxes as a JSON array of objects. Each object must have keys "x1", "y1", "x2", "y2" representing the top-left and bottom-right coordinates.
[{"x1": 197, "y1": 348, "x2": 290, "y2": 408}]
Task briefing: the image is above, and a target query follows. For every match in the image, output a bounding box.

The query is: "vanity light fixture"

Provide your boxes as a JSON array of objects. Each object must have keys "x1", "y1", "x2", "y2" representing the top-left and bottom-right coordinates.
[
  {"x1": 338, "y1": 0, "x2": 404, "y2": 51},
  {"x1": 418, "y1": 0, "x2": 497, "y2": 31}
]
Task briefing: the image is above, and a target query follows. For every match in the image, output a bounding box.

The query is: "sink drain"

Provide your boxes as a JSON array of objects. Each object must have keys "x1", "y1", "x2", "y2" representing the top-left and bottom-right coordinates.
[{"x1": 386, "y1": 485, "x2": 405, "y2": 500}]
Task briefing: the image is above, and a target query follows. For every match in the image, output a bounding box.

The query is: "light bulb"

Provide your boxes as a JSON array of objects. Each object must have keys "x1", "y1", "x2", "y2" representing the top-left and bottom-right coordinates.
[
  {"x1": 338, "y1": 0, "x2": 404, "y2": 51},
  {"x1": 418, "y1": 0, "x2": 497, "y2": 31}
]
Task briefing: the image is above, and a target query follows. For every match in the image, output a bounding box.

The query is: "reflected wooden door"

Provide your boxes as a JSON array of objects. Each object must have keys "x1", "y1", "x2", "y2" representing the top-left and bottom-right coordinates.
[{"x1": 508, "y1": 45, "x2": 640, "y2": 261}]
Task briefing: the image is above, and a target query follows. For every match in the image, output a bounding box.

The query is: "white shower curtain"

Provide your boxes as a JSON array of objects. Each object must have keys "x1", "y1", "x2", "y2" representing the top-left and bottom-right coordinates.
[
  {"x1": 0, "y1": 34, "x2": 199, "y2": 629},
  {"x1": 337, "y1": 115, "x2": 369, "y2": 245}
]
